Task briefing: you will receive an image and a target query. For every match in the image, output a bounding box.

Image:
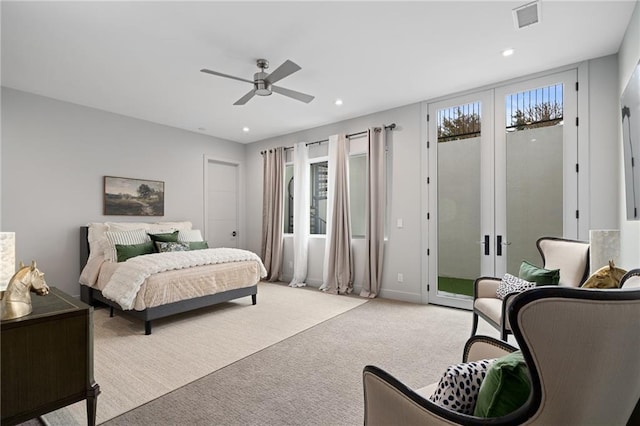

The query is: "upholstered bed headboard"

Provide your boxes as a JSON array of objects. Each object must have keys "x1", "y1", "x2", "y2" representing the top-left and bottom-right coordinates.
[
  {"x1": 80, "y1": 226, "x2": 90, "y2": 272},
  {"x1": 80, "y1": 221, "x2": 194, "y2": 273}
]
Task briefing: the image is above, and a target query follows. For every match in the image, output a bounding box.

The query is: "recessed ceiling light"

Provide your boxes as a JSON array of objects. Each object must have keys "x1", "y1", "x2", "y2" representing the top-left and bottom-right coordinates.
[
  {"x1": 335, "y1": 99, "x2": 343, "y2": 106},
  {"x1": 502, "y1": 48, "x2": 515, "y2": 57},
  {"x1": 242, "y1": 127, "x2": 250, "y2": 132}
]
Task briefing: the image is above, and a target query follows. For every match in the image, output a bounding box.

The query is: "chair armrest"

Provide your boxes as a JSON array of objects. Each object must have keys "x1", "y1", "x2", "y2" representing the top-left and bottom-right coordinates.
[
  {"x1": 463, "y1": 335, "x2": 517, "y2": 362},
  {"x1": 363, "y1": 365, "x2": 475, "y2": 425},
  {"x1": 621, "y1": 268, "x2": 640, "y2": 288},
  {"x1": 363, "y1": 364, "x2": 529, "y2": 426},
  {"x1": 474, "y1": 277, "x2": 502, "y2": 299}
]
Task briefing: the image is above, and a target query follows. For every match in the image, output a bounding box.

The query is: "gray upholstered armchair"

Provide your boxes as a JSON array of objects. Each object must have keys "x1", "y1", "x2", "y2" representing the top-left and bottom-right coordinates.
[
  {"x1": 363, "y1": 286, "x2": 640, "y2": 425},
  {"x1": 471, "y1": 236, "x2": 590, "y2": 340},
  {"x1": 621, "y1": 268, "x2": 640, "y2": 288}
]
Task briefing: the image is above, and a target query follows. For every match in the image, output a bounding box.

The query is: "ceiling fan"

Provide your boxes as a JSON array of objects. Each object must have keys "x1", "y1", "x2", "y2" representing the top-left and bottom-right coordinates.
[{"x1": 201, "y1": 59, "x2": 315, "y2": 106}]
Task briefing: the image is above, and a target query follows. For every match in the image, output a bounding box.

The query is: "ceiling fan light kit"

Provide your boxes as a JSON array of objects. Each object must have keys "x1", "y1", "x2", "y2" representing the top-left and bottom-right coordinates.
[{"x1": 201, "y1": 58, "x2": 315, "y2": 105}]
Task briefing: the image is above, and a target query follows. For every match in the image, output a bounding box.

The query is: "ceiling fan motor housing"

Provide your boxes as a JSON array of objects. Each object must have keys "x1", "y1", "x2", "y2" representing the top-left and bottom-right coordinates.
[{"x1": 254, "y1": 71, "x2": 272, "y2": 96}]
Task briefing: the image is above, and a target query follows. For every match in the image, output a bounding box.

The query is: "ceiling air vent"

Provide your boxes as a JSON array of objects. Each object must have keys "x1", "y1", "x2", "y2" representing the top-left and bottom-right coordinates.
[{"x1": 513, "y1": 1, "x2": 541, "y2": 29}]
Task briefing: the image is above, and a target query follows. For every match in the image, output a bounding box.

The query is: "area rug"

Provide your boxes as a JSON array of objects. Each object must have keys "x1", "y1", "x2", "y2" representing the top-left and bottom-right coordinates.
[
  {"x1": 42, "y1": 282, "x2": 367, "y2": 425},
  {"x1": 100, "y1": 296, "x2": 502, "y2": 425}
]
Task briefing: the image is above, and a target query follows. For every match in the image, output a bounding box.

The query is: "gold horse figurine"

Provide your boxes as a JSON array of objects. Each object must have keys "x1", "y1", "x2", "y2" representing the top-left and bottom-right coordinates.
[{"x1": 0, "y1": 261, "x2": 49, "y2": 320}]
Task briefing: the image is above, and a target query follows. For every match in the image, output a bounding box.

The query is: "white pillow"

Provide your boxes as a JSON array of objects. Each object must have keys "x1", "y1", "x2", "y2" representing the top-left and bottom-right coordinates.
[
  {"x1": 106, "y1": 222, "x2": 152, "y2": 232},
  {"x1": 154, "y1": 221, "x2": 192, "y2": 231},
  {"x1": 496, "y1": 273, "x2": 536, "y2": 300},
  {"x1": 104, "y1": 229, "x2": 150, "y2": 262},
  {"x1": 87, "y1": 222, "x2": 110, "y2": 262},
  {"x1": 429, "y1": 359, "x2": 494, "y2": 414},
  {"x1": 178, "y1": 229, "x2": 204, "y2": 242}
]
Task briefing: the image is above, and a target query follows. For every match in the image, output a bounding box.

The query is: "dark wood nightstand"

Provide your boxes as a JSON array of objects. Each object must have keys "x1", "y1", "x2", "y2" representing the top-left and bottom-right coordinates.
[{"x1": 1, "y1": 287, "x2": 100, "y2": 426}]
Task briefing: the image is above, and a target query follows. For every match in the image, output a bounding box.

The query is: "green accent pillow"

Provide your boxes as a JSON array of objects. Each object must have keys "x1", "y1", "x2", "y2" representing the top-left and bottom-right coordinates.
[
  {"x1": 115, "y1": 241, "x2": 154, "y2": 262},
  {"x1": 519, "y1": 260, "x2": 560, "y2": 286},
  {"x1": 148, "y1": 231, "x2": 179, "y2": 242},
  {"x1": 474, "y1": 350, "x2": 531, "y2": 418},
  {"x1": 189, "y1": 241, "x2": 209, "y2": 250},
  {"x1": 148, "y1": 231, "x2": 179, "y2": 252}
]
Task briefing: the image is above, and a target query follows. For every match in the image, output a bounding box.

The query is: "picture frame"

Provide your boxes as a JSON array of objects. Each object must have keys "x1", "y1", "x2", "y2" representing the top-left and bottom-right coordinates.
[{"x1": 104, "y1": 176, "x2": 165, "y2": 216}]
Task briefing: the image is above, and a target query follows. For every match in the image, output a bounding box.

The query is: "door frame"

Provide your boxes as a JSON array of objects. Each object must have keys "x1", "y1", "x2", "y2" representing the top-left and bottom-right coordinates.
[
  {"x1": 421, "y1": 63, "x2": 589, "y2": 307},
  {"x1": 424, "y1": 90, "x2": 494, "y2": 309},
  {"x1": 203, "y1": 155, "x2": 245, "y2": 249}
]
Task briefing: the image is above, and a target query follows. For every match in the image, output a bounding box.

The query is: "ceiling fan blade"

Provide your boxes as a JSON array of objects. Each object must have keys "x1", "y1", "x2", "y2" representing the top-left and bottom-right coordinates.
[
  {"x1": 272, "y1": 85, "x2": 315, "y2": 103},
  {"x1": 200, "y1": 68, "x2": 254, "y2": 84},
  {"x1": 233, "y1": 89, "x2": 256, "y2": 105},
  {"x1": 265, "y1": 60, "x2": 301, "y2": 84}
]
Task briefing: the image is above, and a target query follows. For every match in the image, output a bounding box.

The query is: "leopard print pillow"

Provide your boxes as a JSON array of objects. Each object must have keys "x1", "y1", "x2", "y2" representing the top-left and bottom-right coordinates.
[
  {"x1": 429, "y1": 359, "x2": 495, "y2": 414},
  {"x1": 496, "y1": 273, "x2": 536, "y2": 300}
]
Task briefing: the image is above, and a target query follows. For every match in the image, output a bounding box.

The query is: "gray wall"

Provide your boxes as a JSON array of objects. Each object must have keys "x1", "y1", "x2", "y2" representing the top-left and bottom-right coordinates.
[
  {"x1": 618, "y1": 1, "x2": 640, "y2": 268},
  {"x1": 1, "y1": 87, "x2": 245, "y2": 296},
  {"x1": 245, "y1": 104, "x2": 424, "y2": 302}
]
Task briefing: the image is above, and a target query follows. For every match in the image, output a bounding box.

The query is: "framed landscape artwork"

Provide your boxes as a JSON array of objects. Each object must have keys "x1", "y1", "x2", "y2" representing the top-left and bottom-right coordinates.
[{"x1": 104, "y1": 176, "x2": 165, "y2": 216}]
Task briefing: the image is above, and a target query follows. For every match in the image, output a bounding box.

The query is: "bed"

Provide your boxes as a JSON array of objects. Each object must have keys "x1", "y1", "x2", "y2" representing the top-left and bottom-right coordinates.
[{"x1": 79, "y1": 222, "x2": 266, "y2": 335}]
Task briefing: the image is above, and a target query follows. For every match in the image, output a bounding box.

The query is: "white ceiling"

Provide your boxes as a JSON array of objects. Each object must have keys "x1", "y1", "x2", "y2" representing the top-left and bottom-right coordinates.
[{"x1": 1, "y1": 1, "x2": 636, "y2": 143}]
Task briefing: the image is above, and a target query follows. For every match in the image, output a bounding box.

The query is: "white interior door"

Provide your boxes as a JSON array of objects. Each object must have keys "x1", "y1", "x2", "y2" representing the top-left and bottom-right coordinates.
[{"x1": 205, "y1": 159, "x2": 239, "y2": 248}]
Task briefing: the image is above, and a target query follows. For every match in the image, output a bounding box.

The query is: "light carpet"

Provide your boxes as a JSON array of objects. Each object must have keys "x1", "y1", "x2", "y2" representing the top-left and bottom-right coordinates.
[
  {"x1": 42, "y1": 282, "x2": 367, "y2": 425},
  {"x1": 100, "y1": 296, "x2": 503, "y2": 425}
]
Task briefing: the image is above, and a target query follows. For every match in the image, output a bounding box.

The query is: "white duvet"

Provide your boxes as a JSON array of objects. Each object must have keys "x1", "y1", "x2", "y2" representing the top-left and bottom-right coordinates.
[{"x1": 101, "y1": 248, "x2": 267, "y2": 310}]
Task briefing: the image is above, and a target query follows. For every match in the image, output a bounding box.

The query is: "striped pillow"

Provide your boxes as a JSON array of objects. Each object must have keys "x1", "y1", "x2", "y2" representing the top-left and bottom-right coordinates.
[
  {"x1": 178, "y1": 229, "x2": 204, "y2": 242},
  {"x1": 104, "y1": 229, "x2": 150, "y2": 262}
]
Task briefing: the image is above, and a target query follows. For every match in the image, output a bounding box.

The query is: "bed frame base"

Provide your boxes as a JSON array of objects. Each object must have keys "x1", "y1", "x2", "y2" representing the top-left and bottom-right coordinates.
[{"x1": 81, "y1": 284, "x2": 258, "y2": 335}]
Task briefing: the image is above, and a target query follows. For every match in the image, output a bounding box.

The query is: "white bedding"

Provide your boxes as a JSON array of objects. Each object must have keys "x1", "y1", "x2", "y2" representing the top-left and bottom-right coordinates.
[{"x1": 101, "y1": 248, "x2": 267, "y2": 310}]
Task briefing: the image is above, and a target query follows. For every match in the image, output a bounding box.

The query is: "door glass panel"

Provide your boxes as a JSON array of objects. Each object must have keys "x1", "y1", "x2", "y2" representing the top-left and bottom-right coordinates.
[
  {"x1": 437, "y1": 102, "x2": 481, "y2": 298},
  {"x1": 504, "y1": 84, "x2": 564, "y2": 274}
]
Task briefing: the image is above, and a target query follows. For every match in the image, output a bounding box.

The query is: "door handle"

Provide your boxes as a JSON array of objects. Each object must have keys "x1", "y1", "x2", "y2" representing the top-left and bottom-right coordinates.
[
  {"x1": 496, "y1": 235, "x2": 511, "y2": 256},
  {"x1": 480, "y1": 234, "x2": 490, "y2": 255},
  {"x1": 232, "y1": 231, "x2": 237, "y2": 237}
]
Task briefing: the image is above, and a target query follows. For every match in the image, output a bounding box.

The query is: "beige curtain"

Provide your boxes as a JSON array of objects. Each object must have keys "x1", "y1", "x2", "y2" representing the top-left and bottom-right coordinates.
[
  {"x1": 360, "y1": 128, "x2": 386, "y2": 298},
  {"x1": 321, "y1": 134, "x2": 353, "y2": 294},
  {"x1": 261, "y1": 147, "x2": 284, "y2": 281}
]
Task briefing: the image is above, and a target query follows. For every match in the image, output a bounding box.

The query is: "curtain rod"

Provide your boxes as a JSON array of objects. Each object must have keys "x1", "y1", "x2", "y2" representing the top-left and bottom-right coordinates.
[
  {"x1": 306, "y1": 123, "x2": 397, "y2": 148},
  {"x1": 261, "y1": 123, "x2": 397, "y2": 154}
]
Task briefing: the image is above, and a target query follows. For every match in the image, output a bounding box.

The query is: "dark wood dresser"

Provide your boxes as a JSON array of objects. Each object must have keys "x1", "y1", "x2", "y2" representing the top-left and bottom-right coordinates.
[{"x1": 1, "y1": 287, "x2": 100, "y2": 426}]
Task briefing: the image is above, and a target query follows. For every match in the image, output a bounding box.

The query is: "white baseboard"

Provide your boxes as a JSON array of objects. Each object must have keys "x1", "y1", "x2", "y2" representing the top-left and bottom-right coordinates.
[{"x1": 277, "y1": 275, "x2": 423, "y2": 304}]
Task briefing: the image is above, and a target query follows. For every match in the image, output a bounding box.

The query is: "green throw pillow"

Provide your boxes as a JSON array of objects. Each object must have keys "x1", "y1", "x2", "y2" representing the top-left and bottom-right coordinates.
[
  {"x1": 474, "y1": 350, "x2": 531, "y2": 418},
  {"x1": 115, "y1": 241, "x2": 154, "y2": 262},
  {"x1": 189, "y1": 241, "x2": 209, "y2": 250},
  {"x1": 148, "y1": 231, "x2": 179, "y2": 251},
  {"x1": 519, "y1": 260, "x2": 560, "y2": 286},
  {"x1": 148, "y1": 231, "x2": 179, "y2": 242}
]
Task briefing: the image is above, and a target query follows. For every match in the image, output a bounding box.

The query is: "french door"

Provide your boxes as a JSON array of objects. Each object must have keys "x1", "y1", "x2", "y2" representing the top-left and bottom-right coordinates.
[{"x1": 426, "y1": 69, "x2": 578, "y2": 309}]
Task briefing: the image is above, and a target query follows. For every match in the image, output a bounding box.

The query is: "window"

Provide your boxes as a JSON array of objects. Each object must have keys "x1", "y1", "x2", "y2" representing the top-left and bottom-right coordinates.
[
  {"x1": 282, "y1": 138, "x2": 386, "y2": 238},
  {"x1": 437, "y1": 102, "x2": 481, "y2": 143},
  {"x1": 349, "y1": 154, "x2": 367, "y2": 237},
  {"x1": 505, "y1": 83, "x2": 563, "y2": 131},
  {"x1": 284, "y1": 164, "x2": 293, "y2": 234},
  {"x1": 310, "y1": 161, "x2": 328, "y2": 234}
]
